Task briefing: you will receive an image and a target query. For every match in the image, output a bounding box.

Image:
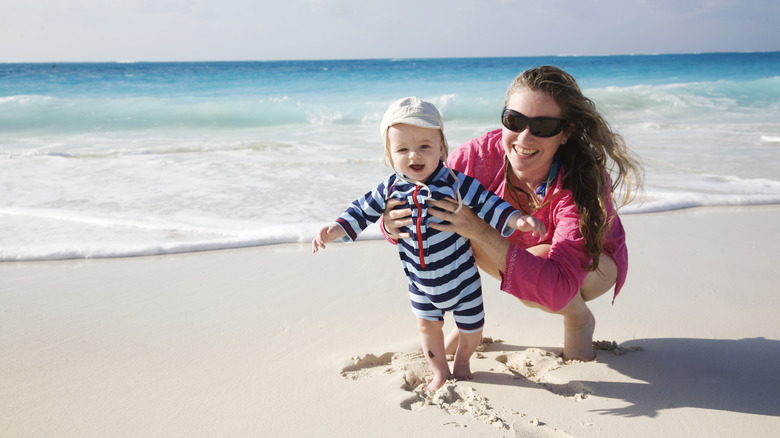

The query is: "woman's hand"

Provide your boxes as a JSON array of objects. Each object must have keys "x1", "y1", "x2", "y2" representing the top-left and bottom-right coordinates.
[
  {"x1": 382, "y1": 198, "x2": 412, "y2": 240},
  {"x1": 428, "y1": 197, "x2": 512, "y2": 275},
  {"x1": 427, "y1": 197, "x2": 490, "y2": 240}
]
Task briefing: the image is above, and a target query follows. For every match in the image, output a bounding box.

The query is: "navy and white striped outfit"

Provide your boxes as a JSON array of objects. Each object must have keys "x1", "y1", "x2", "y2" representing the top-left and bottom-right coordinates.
[{"x1": 336, "y1": 162, "x2": 518, "y2": 333}]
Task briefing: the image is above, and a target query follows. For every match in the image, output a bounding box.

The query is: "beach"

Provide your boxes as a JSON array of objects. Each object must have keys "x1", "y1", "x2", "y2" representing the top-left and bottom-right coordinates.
[{"x1": 2, "y1": 205, "x2": 779, "y2": 437}]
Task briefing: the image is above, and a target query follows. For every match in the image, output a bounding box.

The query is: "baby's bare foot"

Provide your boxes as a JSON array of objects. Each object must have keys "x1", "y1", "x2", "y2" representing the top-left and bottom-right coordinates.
[
  {"x1": 452, "y1": 360, "x2": 473, "y2": 381},
  {"x1": 424, "y1": 373, "x2": 450, "y2": 392}
]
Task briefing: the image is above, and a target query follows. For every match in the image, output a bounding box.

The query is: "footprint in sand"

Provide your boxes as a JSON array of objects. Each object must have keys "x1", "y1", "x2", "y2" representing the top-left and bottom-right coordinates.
[
  {"x1": 494, "y1": 340, "x2": 642, "y2": 402},
  {"x1": 340, "y1": 350, "x2": 438, "y2": 393},
  {"x1": 496, "y1": 348, "x2": 593, "y2": 402},
  {"x1": 340, "y1": 344, "x2": 510, "y2": 431},
  {"x1": 340, "y1": 352, "x2": 395, "y2": 379},
  {"x1": 401, "y1": 383, "x2": 509, "y2": 430},
  {"x1": 340, "y1": 351, "x2": 427, "y2": 381},
  {"x1": 340, "y1": 338, "x2": 640, "y2": 431}
]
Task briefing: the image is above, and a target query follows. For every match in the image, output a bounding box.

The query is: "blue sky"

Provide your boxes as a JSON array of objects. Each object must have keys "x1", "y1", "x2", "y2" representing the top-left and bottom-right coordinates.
[{"x1": 2, "y1": 0, "x2": 779, "y2": 62}]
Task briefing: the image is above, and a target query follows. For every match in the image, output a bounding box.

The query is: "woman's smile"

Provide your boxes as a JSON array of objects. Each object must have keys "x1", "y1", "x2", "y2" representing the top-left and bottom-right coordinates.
[{"x1": 514, "y1": 146, "x2": 539, "y2": 157}]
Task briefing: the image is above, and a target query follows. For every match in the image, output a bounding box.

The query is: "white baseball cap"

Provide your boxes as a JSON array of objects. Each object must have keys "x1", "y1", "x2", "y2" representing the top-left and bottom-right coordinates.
[{"x1": 380, "y1": 96, "x2": 448, "y2": 151}]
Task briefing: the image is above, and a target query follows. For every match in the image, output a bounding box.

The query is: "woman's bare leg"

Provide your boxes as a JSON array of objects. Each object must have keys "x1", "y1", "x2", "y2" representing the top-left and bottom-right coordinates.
[
  {"x1": 468, "y1": 241, "x2": 619, "y2": 361},
  {"x1": 581, "y1": 252, "x2": 618, "y2": 302},
  {"x1": 557, "y1": 293, "x2": 597, "y2": 361},
  {"x1": 557, "y1": 252, "x2": 618, "y2": 361},
  {"x1": 472, "y1": 242, "x2": 503, "y2": 279},
  {"x1": 417, "y1": 318, "x2": 450, "y2": 391}
]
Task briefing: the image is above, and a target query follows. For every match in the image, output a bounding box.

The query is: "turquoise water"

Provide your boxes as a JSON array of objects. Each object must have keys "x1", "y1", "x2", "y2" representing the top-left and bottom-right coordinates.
[
  {"x1": 2, "y1": 52, "x2": 779, "y2": 260},
  {"x1": 3, "y1": 53, "x2": 780, "y2": 132}
]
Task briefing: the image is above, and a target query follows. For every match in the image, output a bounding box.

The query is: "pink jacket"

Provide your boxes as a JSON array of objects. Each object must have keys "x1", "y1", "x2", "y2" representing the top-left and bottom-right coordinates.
[{"x1": 447, "y1": 129, "x2": 628, "y2": 312}]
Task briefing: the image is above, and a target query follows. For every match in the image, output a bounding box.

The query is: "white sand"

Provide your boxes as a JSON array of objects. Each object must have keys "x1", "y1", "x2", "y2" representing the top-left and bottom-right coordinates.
[{"x1": 2, "y1": 206, "x2": 779, "y2": 436}]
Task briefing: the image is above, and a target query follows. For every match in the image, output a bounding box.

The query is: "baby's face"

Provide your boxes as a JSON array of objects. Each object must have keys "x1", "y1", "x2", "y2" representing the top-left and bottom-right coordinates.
[{"x1": 388, "y1": 124, "x2": 444, "y2": 183}]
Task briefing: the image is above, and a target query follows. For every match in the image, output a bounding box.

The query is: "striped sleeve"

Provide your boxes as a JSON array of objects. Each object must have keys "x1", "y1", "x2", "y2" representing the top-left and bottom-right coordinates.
[
  {"x1": 458, "y1": 173, "x2": 518, "y2": 237},
  {"x1": 336, "y1": 176, "x2": 393, "y2": 242}
]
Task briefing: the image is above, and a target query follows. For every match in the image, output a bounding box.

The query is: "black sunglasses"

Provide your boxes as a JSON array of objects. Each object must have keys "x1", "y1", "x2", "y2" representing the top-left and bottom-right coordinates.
[{"x1": 501, "y1": 108, "x2": 568, "y2": 138}]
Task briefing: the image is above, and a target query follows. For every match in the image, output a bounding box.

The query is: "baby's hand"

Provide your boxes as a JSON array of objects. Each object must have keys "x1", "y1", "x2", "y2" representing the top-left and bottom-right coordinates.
[
  {"x1": 516, "y1": 215, "x2": 546, "y2": 238},
  {"x1": 312, "y1": 224, "x2": 344, "y2": 253}
]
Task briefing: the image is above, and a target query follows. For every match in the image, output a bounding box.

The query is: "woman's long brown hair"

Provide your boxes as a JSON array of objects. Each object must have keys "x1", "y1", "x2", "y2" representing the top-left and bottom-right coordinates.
[{"x1": 505, "y1": 66, "x2": 643, "y2": 271}]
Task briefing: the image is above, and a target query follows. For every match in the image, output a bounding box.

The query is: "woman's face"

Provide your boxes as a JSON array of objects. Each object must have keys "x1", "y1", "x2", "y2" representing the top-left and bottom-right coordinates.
[{"x1": 502, "y1": 89, "x2": 571, "y2": 183}]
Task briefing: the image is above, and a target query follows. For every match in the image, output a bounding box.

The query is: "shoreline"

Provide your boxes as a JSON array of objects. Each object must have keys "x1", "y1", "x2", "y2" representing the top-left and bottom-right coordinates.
[
  {"x1": 5, "y1": 203, "x2": 780, "y2": 263},
  {"x1": 2, "y1": 205, "x2": 779, "y2": 436}
]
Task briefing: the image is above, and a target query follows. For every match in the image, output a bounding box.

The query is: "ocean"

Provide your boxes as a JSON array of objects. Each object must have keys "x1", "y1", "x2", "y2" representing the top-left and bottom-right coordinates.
[{"x1": 2, "y1": 52, "x2": 779, "y2": 261}]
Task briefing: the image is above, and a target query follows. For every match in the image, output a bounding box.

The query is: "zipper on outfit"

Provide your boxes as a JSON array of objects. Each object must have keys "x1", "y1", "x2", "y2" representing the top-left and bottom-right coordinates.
[{"x1": 412, "y1": 186, "x2": 426, "y2": 268}]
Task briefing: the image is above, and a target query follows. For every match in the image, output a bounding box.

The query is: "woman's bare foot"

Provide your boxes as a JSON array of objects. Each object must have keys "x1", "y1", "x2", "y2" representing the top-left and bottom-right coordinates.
[{"x1": 563, "y1": 308, "x2": 596, "y2": 362}]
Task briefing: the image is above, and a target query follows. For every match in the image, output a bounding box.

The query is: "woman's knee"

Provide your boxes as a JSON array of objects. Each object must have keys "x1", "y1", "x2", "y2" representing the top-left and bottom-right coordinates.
[{"x1": 473, "y1": 243, "x2": 551, "y2": 279}]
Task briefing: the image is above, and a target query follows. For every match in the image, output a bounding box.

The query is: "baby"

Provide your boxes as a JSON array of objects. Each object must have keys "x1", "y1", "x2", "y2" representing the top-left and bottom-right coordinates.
[{"x1": 313, "y1": 97, "x2": 544, "y2": 391}]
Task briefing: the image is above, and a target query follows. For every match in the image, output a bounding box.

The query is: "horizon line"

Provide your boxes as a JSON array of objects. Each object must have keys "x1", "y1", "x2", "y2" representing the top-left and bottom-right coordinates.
[{"x1": 3, "y1": 50, "x2": 779, "y2": 65}]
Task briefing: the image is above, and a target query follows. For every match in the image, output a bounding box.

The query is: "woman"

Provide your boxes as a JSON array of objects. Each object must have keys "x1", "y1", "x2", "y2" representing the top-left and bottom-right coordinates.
[{"x1": 382, "y1": 66, "x2": 643, "y2": 361}]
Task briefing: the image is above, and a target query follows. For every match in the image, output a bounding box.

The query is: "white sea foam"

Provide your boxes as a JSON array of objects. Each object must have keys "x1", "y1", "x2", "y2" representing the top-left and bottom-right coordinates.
[{"x1": 2, "y1": 117, "x2": 777, "y2": 262}]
